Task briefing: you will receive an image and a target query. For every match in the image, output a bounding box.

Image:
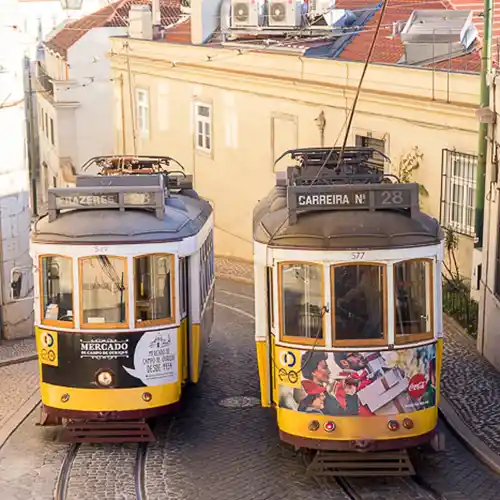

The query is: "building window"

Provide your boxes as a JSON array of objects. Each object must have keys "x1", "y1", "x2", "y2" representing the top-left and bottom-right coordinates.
[
  {"x1": 45, "y1": 113, "x2": 48, "y2": 138},
  {"x1": 134, "y1": 254, "x2": 174, "y2": 326},
  {"x1": 50, "y1": 118, "x2": 54, "y2": 145},
  {"x1": 53, "y1": 176, "x2": 57, "y2": 188},
  {"x1": 195, "y1": 102, "x2": 212, "y2": 153},
  {"x1": 394, "y1": 259, "x2": 433, "y2": 344},
  {"x1": 40, "y1": 107, "x2": 44, "y2": 132},
  {"x1": 441, "y1": 149, "x2": 477, "y2": 236},
  {"x1": 79, "y1": 255, "x2": 128, "y2": 328},
  {"x1": 356, "y1": 134, "x2": 385, "y2": 170},
  {"x1": 331, "y1": 264, "x2": 386, "y2": 345},
  {"x1": 40, "y1": 255, "x2": 74, "y2": 326},
  {"x1": 136, "y1": 88, "x2": 149, "y2": 138},
  {"x1": 279, "y1": 263, "x2": 324, "y2": 344}
]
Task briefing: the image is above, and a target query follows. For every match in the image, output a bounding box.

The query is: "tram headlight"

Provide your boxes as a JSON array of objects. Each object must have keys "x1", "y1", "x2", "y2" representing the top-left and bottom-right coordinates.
[
  {"x1": 142, "y1": 392, "x2": 153, "y2": 402},
  {"x1": 324, "y1": 421, "x2": 336, "y2": 433},
  {"x1": 308, "y1": 420, "x2": 320, "y2": 431},
  {"x1": 61, "y1": 393, "x2": 70, "y2": 403},
  {"x1": 402, "y1": 418, "x2": 414, "y2": 430},
  {"x1": 95, "y1": 369, "x2": 114, "y2": 387},
  {"x1": 387, "y1": 420, "x2": 400, "y2": 432}
]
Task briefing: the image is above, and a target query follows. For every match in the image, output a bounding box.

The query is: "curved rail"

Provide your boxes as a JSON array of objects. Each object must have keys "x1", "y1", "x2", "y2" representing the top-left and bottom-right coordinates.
[
  {"x1": 135, "y1": 443, "x2": 148, "y2": 500},
  {"x1": 54, "y1": 443, "x2": 80, "y2": 500}
]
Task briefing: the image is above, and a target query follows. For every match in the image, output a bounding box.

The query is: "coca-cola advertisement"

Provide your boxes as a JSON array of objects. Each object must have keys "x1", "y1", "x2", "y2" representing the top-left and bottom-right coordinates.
[{"x1": 277, "y1": 343, "x2": 436, "y2": 417}]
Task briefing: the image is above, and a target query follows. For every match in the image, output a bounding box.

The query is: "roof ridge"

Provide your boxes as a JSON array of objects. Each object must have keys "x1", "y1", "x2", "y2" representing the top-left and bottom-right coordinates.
[{"x1": 104, "y1": 0, "x2": 130, "y2": 26}]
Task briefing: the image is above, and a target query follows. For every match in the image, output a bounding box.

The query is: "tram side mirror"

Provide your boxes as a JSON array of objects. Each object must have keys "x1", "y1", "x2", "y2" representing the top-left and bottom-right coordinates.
[{"x1": 10, "y1": 267, "x2": 32, "y2": 301}]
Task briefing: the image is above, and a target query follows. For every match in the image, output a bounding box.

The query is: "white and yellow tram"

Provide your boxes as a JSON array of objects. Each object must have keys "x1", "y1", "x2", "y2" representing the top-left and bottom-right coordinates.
[
  {"x1": 17, "y1": 156, "x2": 215, "y2": 442},
  {"x1": 253, "y1": 147, "x2": 443, "y2": 453}
]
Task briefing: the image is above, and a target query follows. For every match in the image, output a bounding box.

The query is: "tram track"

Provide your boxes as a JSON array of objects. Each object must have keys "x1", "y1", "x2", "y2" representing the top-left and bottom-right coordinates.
[
  {"x1": 332, "y1": 474, "x2": 446, "y2": 500},
  {"x1": 135, "y1": 442, "x2": 148, "y2": 500},
  {"x1": 54, "y1": 443, "x2": 80, "y2": 500},
  {"x1": 54, "y1": 441, "x2": 149, "y2": 500}
]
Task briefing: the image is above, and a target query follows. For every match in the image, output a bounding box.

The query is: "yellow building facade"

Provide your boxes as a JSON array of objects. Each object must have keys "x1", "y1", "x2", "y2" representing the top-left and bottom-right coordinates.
[{"x1": 108, "y1": 37, "x2": 480, "y2": 279}]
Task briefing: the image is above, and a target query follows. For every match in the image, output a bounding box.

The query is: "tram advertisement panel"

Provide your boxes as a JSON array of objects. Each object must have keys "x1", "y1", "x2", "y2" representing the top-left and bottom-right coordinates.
[
  {"x1": 36, "y1": 327, "x2": 178, "y2": 389},
  {"x1": 277, "y1": 343, "x2": 436, "y2": 416}
]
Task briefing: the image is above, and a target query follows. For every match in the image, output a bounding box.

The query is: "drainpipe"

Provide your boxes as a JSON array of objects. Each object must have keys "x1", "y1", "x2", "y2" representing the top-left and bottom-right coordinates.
[{"x1": 475, "y1": 0, "x2": 493, "y2": 249}]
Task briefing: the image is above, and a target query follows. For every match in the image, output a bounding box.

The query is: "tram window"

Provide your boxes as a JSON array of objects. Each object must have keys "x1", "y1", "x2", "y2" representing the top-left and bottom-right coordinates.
[
  {"x1": 268, "y1": 266, "x2": 274, "y2": 329},
  {"x1": 280, "y1": 263, "x2": 324, "y2": 343},
  {"x1": 134, "y1": 254, "x2": 174, "y2": 326},
  {"x1": 80, "y1": 256, "x2": 128, "y2": 327},
  {"x1": 40, "y1": 255, "x2": 73, "y2": 325},
  {"x1": 394, "y1": 259, "x2": 433, "y2": 342},
  {"x1": 179, "y1": 257, "x2": 188, "y2": 317},
  {"x1": 332, "y1": 264, "x2": 385, "y2": 343}
]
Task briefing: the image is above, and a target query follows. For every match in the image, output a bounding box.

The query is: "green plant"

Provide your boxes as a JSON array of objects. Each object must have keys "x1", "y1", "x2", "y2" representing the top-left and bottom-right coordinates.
[
  {"x1": 396, "y1": 146, "x2": 429, "y2": 199},
  {"x1": 441, "y1": 226, "x2": 478, "y2": 336}
]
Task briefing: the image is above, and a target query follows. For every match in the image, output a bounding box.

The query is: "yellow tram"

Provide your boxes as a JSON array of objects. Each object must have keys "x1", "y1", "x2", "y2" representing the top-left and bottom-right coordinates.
[
  {"x1": 252, "y1": 147, "x2": 443, "y2": 454},
  {"x1": 15, "y1": 156, "x2": 215, "y2": 442}
]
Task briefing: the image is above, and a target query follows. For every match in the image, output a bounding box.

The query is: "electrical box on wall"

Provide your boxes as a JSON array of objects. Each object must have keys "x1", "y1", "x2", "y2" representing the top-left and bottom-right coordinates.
[{"x1": 471, "y1": 247, "x2": 482, "y2": 302}]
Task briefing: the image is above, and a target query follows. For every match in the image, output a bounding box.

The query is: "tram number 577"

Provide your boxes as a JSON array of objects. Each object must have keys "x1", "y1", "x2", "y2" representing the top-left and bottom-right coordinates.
[{"x1": 351, "y1": 252, "x2": 365, "y2": 260}]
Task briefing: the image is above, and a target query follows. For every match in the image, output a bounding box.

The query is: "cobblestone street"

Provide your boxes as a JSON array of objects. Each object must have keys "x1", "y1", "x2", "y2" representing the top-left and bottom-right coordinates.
[
  {"x1": 0, "y1": 360, "x2": 38, "y2": 427},
  {"x1": 440, "y1": 317, "x2": 500, "y2": 456},
  {"x1": 0, "y1": 277, "x2": 498, "y2": 499}
]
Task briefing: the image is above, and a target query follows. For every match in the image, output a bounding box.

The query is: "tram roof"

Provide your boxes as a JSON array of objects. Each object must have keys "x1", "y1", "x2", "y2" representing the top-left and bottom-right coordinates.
[
  {"x1": 32, "y1": 171, "x2": 212, "y2": 245},
  {"x1": 253, "y1": 147, "x2": 443, "y2": 250}
]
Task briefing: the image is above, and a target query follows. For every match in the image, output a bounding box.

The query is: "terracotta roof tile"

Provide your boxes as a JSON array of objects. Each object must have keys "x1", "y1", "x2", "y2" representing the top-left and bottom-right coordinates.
[
  {"x1": 446, "y1": 0, "x2": 500, "y2": 40},
  {"x1": 163, "y1": 17, "x2": 191, "y2": 43},
  {"x1": 428, "y1": 49, "x2": 482, "y2": 71},
  {"x1": 336, "y1": 0, "x2": 491, "y2": 72},
  {"x1": 44, "y1": 0, "x2": 181, "y2": 59},
  {"x1": 338, "y1": 0, "x2": 451, "y2": 64}
]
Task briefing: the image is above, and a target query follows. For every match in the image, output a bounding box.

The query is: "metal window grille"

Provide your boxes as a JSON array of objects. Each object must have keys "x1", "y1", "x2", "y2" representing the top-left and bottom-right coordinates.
[
  {"x1": 355, "y1": 135, "x2": 385, "y2": 170},
  {"x1": 440, "y1": 149, "x2": 477, "y2": 237}
]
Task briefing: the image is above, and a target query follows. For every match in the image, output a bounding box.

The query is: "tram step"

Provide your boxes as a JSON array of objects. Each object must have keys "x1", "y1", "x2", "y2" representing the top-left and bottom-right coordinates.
[
  {"x1": 59, "y1": 419, "x2": 156, "y2": 444},
  {"x1": 306, "y1": 449, "x2": 415, "y2": 477}
]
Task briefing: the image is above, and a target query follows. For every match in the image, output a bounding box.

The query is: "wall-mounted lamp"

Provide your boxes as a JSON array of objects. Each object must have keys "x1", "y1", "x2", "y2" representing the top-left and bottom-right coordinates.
[{"x1": 314, "y1": 110, "x2": 326, "y2": 147}]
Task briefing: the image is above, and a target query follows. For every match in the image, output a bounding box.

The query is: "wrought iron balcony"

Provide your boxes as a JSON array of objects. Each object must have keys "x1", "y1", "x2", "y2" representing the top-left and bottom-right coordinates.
[{"x1": 36, "y1": 62, "x2": 53, "y2": 96}]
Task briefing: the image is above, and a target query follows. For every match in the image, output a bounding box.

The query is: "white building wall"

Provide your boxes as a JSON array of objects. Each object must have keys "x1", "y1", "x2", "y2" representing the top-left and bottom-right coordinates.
[
  {"x1": 478, "y1": 69, "x2": 500, "y2": 370},
  {"x1": 67, "y1": 26, "x2": 127, "y2": 171},
  {"x1": 16, "y1": 0, "x2": 110, "y2": 59},
  {"x1": 37, "y1": 25, "x2": 126, "y2": 196},
  {"x1": 0, "y1": 2, "x2": 35, "y2": 340}
]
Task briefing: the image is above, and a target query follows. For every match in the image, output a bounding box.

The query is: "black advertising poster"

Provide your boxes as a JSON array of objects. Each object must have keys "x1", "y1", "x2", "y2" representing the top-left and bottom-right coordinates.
[{"x1": 38, "y1": 328, "x2": 178, "y2": 389}]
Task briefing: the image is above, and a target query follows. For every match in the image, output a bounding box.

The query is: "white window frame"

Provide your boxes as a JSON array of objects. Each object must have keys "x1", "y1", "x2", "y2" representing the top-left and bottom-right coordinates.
[
  {"x1": 355, "y1": 133, "x2": 386, "y2": 171},
  {"x1": 136, "y1": 88, "x2": 149, "y2": 138},
  {"x1": 194, "y1": 101, "x2": 212, "y2": 153},
  {"x1": 448, "y1": 157, "x2": 476, "y2": 235}
]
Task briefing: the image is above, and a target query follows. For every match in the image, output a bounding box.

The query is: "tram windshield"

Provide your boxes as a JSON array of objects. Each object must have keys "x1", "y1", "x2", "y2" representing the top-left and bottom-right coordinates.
[
  {"x1": 40, "y1": 255, "x2": 73, "y2": 324},
  {"x1": 134, "y1": 254, "x2": 173, "y2": 326},
  {"x1": 333, "y1": 264, "x2": 385, "y2": 342},
  {"x1": 80, "y1": 256, "x2": 127, "y2": 327},
  {"x1": 281, "y1": 263, "x2": 323, "y2": 342},
  {"x1": 394, "y1": 259, "x2": 433, "y2": 342}
]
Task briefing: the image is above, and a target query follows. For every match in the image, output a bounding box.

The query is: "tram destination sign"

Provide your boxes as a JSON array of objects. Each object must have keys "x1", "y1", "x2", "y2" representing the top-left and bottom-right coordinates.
[
  {"x1": 290, "y1": 184, "x2": 416, "y2": 218},
  {"x1": 54, "y1": 191, "x2": 157, "y2": 209}
]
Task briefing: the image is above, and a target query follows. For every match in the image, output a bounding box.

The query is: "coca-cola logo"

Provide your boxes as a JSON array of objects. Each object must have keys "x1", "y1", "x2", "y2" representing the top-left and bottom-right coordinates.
[{"x1": 408, "y1": 374, "x2": 427, "y2": 399}]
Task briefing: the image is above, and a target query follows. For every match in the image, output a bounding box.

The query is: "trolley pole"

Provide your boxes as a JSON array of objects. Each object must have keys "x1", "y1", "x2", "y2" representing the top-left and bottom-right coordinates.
[{"x1": 475, "y1": 0, "x2": 493, "y2": 249}]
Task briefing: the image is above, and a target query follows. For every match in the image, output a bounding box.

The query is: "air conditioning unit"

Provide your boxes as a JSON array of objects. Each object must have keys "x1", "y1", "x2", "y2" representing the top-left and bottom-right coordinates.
[
  {"x1": 268, "y1": 0, "x2": 302, "y2": 28},
  {"x1": 231, "y1": 0, "x2": 263, "y2": 28}
]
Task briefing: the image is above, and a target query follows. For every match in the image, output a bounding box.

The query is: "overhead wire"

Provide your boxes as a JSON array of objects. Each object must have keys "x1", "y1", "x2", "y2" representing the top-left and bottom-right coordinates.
[{"x1": 266, "y1": 0, "x2": 390, "y2": 246}]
